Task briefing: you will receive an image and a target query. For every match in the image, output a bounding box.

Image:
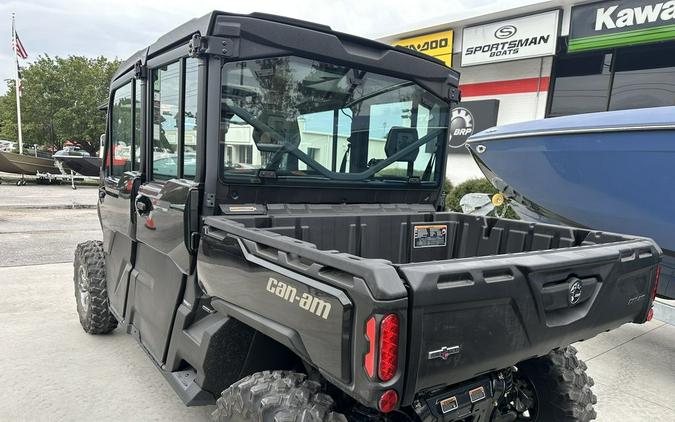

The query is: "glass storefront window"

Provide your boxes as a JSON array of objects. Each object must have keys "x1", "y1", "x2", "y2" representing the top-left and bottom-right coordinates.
[
  {"x1": 549, "y1": 52, "x2": 612, "y2": 117},
  {"x1": 609, "y1": 44, "x2": 675, "y2": 111},
  {"x1": 549, "y1": 41, "x2": 675, "y2": 117}
]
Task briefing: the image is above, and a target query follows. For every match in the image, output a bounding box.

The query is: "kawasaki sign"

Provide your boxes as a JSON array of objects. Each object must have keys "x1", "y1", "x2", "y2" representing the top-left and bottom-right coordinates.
[{"x1": 570, "y1": 0, "x2": 675, "y2": 51}]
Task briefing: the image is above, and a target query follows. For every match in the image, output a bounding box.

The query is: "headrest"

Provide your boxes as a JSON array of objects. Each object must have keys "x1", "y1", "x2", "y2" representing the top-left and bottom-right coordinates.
[{"x1": 384, "y1": 127, "x2": 419, "y2": 162}]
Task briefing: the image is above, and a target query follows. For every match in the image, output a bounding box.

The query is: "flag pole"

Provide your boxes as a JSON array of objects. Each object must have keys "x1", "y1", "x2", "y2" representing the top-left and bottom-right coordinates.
[{"x1": 11, "y1": 13, "x2": 23, "y2": 155}]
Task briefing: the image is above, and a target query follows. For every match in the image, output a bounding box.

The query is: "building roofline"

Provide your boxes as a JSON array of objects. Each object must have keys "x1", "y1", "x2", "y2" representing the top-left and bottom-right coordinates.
[{"x1": 375, "y1": 0, "x2": 581, "y2": 43}]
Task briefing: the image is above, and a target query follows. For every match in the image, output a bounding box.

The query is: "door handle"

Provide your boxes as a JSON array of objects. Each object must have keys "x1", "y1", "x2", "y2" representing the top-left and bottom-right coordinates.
[{"x1": 135, "y1": 196, "x2": 152, "y2": 215}]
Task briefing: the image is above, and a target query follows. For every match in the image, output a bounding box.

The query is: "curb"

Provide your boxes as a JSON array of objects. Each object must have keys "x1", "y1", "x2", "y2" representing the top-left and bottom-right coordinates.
[{"x1": 654, "y1": 299, "x2": 675, "y2": 326}]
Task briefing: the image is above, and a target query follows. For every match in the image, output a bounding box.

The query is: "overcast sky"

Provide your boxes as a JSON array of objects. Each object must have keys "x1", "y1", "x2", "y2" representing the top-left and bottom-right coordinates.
[{"x1": 1, "y1": 0, "x2": 534, "y2": 94}]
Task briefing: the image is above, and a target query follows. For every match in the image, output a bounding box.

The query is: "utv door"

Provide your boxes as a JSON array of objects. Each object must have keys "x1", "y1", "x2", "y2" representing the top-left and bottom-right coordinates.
[
  {"x1": 100, "y1": 77, "x2": 143, "y2": 320},
  {"x1": 128, "y1": 54, "x2": 202, "y2": 364}
]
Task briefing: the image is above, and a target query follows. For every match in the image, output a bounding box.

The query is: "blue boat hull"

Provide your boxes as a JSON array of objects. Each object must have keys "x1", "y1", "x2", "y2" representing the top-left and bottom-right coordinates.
[{"x1": 467, "y1": 107, "x2": 675, "y2": 298}]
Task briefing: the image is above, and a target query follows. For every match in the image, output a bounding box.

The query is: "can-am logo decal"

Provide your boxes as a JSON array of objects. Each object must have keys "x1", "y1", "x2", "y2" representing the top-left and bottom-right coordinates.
[
  {"x1": 595, "y1": 2, "x2": 675, "y2": 31},
  {"x1": 494, "y1": 25, "x2": 517, "y2": 39},
  {"x1": 266, "y1": 277, "x2": 332, "y2": 319},
  {"x1": 428, "y1": 345, "x2": 460, "y2": 360},
  {"x1": 449, "y1": 107, "x2": 474, "y2": 148}
]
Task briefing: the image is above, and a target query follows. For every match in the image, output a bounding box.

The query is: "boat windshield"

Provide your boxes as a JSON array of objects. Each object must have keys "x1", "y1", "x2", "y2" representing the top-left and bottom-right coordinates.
[{"x1": 219, "y1": 56, "x2": 449, "y2": 186}]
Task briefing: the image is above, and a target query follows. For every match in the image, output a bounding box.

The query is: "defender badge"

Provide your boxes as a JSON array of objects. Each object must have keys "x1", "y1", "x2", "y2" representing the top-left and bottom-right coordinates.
[
  {"x1": 569, "y1": 279, "x2": 583, "y2": 305},
  {"x1": 428, "y1": 345, "x2": 460, "y2": 360}
]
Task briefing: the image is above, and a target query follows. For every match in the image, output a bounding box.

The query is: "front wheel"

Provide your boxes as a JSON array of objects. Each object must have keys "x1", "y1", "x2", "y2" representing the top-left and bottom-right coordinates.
[
  {"x1": 73, "y1": 240, "x2": 117, "y2": 334},
  {"x1": 496, "y1": 346, "x2": 597, "y2": 422},
  {"x1": 212, "y1": 370, "x2": 347, "y2": 422}
]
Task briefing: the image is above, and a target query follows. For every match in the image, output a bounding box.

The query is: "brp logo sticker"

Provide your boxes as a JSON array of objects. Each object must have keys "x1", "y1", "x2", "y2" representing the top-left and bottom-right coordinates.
[
  {"x1": 494, "y1": 25, "x2": 517, "y2": 39},
  {"x1": 569, "y1": 279, "x2": 583, "y2": 305},
  {"x1": 449, "y1": 107, "x2": 474, "y2": 148}
]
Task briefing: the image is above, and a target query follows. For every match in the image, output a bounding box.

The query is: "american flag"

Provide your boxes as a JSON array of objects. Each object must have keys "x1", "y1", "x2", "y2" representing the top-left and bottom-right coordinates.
[{"x1": 13, "y1": 31, "x2": 28, "y2": 59}]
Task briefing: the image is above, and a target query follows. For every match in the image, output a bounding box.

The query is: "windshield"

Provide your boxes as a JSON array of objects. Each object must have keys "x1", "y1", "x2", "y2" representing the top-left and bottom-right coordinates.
[{"x1": 219, "y1": 56, "x2": 449, "y2": 185}]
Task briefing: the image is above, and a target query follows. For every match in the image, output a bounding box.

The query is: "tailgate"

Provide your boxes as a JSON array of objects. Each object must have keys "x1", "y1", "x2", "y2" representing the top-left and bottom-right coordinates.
[{"x1": 397, "y1": 239, "x2": 660, "y2": 399}]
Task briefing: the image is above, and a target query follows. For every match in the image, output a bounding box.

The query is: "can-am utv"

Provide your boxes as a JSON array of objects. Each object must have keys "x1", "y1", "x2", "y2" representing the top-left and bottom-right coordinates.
[{"x1": 73, "y1": 11, "x2": 661, "y2": 422}]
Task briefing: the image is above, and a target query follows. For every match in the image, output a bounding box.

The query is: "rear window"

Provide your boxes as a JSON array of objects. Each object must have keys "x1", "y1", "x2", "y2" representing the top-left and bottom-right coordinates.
[{"x1": 219, "y1": 56, "x2": 450, "y2": 187}]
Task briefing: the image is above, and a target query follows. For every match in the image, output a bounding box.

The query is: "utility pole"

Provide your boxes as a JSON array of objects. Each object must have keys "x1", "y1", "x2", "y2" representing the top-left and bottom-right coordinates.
[{"x1": 11, "y1": 13, "x2": 24, "y2": 154}]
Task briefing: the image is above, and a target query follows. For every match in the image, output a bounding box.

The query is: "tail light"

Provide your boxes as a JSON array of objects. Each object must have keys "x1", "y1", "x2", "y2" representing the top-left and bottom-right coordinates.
[
  {"x1": 378, "y1": 314, "x2": 399, "y2": 382},
  {"x1": 363, "y1": 314, "x2": 400, "y2": 382},
  {"x1": 646, "y1": 266, "x2": 660, "y2": 322},
  {"x1": 378, "y1": 389, "x2": 398, "y2": 413}
]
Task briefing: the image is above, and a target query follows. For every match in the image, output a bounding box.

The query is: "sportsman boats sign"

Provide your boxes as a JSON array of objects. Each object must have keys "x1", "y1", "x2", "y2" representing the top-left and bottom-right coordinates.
[
  {"x1": 569, "y1": 0, "x2": 675, "y2": 51},
  {"x1": 461, "y1": 11, "x2": 560, "y2": 66}
]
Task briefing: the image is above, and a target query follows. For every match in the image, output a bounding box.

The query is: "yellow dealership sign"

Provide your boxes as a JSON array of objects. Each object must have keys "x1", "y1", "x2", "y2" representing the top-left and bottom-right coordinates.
[{"x1": 394, "y1": 30, "x2": 454, "y2": 66}]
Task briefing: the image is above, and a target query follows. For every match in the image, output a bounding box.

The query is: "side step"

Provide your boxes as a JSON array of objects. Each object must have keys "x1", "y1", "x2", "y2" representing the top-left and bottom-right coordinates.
[{"x1": 160, "y1": 367, "x2": 215, "y2": 406}]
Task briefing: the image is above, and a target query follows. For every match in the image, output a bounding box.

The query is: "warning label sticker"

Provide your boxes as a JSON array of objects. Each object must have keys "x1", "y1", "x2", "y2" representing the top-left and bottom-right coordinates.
[{"x1": 413, "y1": 224, "x2": 448, "y2": 248}]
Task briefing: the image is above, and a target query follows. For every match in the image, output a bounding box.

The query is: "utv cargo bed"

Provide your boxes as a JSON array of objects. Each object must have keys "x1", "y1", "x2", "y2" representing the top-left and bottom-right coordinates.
[{"x1": 198, "y1": 209, "x2": 660, "y2": 405}]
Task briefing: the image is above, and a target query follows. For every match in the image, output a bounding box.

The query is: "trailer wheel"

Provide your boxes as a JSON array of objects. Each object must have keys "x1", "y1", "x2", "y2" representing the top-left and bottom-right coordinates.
[
  {"x1": 501, "y1": 346, "x2": 597, "y2": 422},
  {"x1": 73, "y1": 240, "x2": 117, "y2": 334},
  {"x1": 212, "y1": 370, "x2": 347, "y2": 422}
]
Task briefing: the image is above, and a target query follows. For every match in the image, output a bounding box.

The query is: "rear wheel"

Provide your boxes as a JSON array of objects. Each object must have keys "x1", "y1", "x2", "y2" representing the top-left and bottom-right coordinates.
[
  {"x1": 212, "y1": 370, "x2": 347, "y2": 422},
  {"x1": 496, "y1": 346, "x2": 597, "y2": 422},
  {"x1": 73, "y1": 240, "x2": 117, "y2": 334}
]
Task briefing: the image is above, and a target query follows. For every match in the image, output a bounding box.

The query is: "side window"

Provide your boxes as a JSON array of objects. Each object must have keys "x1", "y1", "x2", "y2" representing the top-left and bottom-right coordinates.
[
  {"x1": 183, "y1": 58, "x2": 199, "y2": 178},
  {"x1": 152, "y1": 62, "x2": 180, "y2": 180},
  {"x1": 110, "y1": 82, "x2": 133, "y2": 176},
  {"x1": 134, "y1": 83, "x2": 142, "y2": 171}
]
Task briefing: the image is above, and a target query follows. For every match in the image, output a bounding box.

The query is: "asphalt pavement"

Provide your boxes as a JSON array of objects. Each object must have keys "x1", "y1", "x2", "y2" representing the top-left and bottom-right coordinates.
[{"x1": 0, "y1": 183, "x2": 673, "y2": 421}]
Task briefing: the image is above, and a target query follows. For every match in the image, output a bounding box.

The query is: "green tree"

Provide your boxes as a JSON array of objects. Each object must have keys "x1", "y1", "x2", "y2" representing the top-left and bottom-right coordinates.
[
  {"x1": 0, "y1": 55, "x2": 119, "y2": 154},
  {"x1": 0, "y1": 81, "x2": 18, "y2": 141}
]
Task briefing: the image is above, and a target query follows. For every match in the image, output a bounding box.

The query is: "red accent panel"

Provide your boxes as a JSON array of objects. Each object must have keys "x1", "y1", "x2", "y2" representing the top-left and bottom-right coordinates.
[
  {"x1": 364, "y1": 317, "x2": 376, "y2": 378},
  {"x1": 460, "y1": 77, "x2": 550, "y2": 97},
  {"x1": 652, "y1": 266, "x2": 661, "y2": 301}
]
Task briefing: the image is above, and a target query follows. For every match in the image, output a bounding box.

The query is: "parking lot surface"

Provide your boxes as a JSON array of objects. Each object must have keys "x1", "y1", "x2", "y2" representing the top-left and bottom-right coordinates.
[{"x1": 0, "y1": 183, "x2": 673, "y2": 421}]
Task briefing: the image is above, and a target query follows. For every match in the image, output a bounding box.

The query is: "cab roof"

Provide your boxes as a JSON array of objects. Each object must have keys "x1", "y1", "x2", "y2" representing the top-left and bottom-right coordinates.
[{"x1": 113, "y1": 11, "x2": 460, "y2": 91}]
